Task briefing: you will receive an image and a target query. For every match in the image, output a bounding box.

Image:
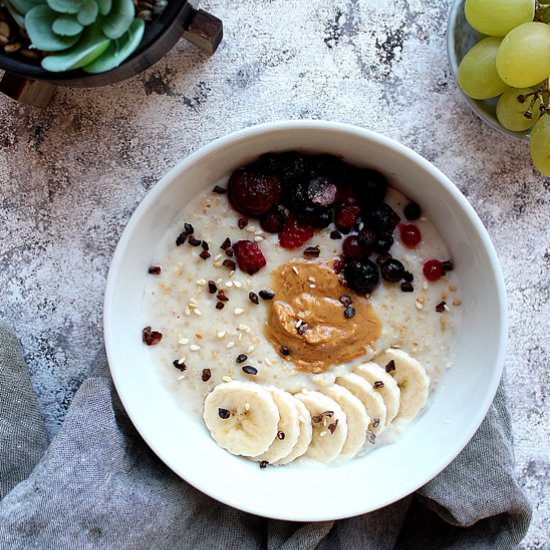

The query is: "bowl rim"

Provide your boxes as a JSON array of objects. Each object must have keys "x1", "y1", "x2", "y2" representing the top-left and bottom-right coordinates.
[
  {"x1": 446, "y1": 0, "x2": 529, "y2": 142},
  {"x1": 104, "y1": 120, "x2": 507, "y2": 521}
]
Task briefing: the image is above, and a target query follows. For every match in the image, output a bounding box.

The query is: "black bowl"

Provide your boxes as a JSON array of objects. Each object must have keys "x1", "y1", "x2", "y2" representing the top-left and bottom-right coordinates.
[{"x1": 0, "y1": 1, "x2": 222, "y2": 88}]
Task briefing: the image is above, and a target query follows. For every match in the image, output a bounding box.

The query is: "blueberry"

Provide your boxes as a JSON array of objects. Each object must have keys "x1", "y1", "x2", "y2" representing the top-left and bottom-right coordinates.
[
  {"x1": 343, "y1": 259, "x2": 380, "y2": 294},
  {"x1": 381, "y1": 259, "x2": 405, "y2": 283},
  {"x1": 364, "y1": 203, "x2": 400, "y2": 233},
  {"x1": 357, "y1": 228, "x2": 377, "y2": 252},
  {"x1": 404, "y1": 201, "x2": 421, "y2": 221},
  {"x1": 284, "y1": 181, "x2": 310, "y2": 213},
  {"x1": 373, "y1": 234, "x2": 394, "y2": 254},
  {"x1": 354, "y1": 169, "x2": 388, "y2": 205},
  {"x1": 258, "y1": 152, "x2": 309, "y2": 183},
  {"x1": 313, "y1": 207, "x2": 333, "y2": 228}
]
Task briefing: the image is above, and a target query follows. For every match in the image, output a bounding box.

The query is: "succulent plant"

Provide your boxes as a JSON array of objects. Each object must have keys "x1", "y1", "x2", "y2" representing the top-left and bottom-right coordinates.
[{"x1": 3, "y1": 0, "x2": 144, "y2": 73}]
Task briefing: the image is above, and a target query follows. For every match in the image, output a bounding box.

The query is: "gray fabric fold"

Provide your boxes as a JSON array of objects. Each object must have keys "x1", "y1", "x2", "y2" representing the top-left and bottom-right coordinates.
[{"x1": 0, "y1": 325, "x2": 532, "y2": 549}]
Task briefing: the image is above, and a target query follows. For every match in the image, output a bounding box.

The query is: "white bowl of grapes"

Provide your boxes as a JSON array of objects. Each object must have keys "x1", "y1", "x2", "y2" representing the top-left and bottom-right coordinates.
[{"x1": 448, "y1": 0, "x2": 550, "y2": 175}]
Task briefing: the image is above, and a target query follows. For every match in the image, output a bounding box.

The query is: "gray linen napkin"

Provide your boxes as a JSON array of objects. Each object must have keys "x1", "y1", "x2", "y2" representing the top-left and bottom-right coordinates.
[{"x1": 0, "y1": 325, "x2": 532, "y2": 549}]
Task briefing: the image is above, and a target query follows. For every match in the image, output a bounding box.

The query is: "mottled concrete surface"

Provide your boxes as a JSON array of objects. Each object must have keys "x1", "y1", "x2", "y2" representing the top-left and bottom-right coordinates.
[{"x1": 0, "y1": 0, "x2": 547, "y2": 546}]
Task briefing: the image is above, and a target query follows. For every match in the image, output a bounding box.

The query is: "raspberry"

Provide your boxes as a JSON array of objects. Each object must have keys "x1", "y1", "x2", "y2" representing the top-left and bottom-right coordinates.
[
  {"x1": 228, "y1": 169, "x2": 281, "y2": 217},
  {"x1": 279, "y1": 217, "x2": 314, "y2": 249},
  {"x1": 232, "y1": 240, "x2": 267, "y2": 275},
  {"x1": 334, "y1": 184, "x2": 357, "y2": 206},
  {"x1": 334, "y1": 205, "x2": 361, "y2": 234}
]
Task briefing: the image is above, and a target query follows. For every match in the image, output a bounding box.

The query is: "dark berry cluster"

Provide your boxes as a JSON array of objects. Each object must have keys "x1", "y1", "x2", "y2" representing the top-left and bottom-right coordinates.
[{"x1": 226, "y1": 151, "x2": 424, "y2": 295}]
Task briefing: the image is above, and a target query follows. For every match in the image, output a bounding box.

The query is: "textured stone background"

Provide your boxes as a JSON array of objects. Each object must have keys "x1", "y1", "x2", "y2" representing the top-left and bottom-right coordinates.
[{"x1": 0, "y1": 0, "x2": 548, "y2": 546}]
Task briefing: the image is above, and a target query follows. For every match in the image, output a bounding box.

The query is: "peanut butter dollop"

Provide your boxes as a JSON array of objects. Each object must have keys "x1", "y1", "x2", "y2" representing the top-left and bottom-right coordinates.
[{"x1": 265, "y1": 260, "x2": 381, "y2": 373}]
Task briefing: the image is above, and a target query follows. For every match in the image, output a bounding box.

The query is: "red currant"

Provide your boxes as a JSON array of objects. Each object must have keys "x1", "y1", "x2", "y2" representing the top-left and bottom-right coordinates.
[
  {"x1": 423, "y1": 259, "x2": 443, "y2": 281},
  {"x1": 399, "y1": 223, "x2": 422, "y2": 248}
]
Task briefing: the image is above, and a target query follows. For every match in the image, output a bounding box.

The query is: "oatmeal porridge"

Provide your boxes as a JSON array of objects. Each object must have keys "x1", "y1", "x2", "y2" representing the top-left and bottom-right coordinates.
[{"x1": 143, "y1": 152, "x2": 462, "y2": 466}]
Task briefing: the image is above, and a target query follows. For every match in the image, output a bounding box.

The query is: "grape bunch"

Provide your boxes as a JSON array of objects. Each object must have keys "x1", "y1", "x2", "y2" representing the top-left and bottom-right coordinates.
[{"x1": 457, "y1": 0, "x2": 550, "y2": 175}]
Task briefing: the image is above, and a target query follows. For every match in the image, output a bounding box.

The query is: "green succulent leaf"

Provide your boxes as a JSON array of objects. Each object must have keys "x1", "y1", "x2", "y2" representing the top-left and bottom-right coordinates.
[
  {"x1": 96, "y1": 0, "x2": 111, "y2": 16},
  {"x1": 46, "y1": 0, "x2": 82, "y2": 14},
  {"x1": 41, "y1": 22, "x2": 111, "y2": 72},
  {"x1": 101, "y1": 0, "x2": 134, "y2": 39},
  {"x1": 77, "y1": 0, "x2": 98, "y2": 25},
  {"x1": 84, "y1": 17, "x2": 143, "y2": 73},
  {"x1": 26, "y1": 5, "x2": 80, "y2": 51},
  {"x1": 3, "y1": 0, "x2": 27, "y2": 26},
  {"x1": 8, "y1": 0, "x2": 43, "y2": 15},
  {"x1": 52, "y1": 14, "x2": 83, "y2": 35}
]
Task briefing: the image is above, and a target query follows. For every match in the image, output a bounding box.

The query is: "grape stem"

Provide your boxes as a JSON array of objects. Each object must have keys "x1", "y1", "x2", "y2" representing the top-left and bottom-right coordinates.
[{"x1": 535, "y1": 1, "x2": 550, "y2": 22}]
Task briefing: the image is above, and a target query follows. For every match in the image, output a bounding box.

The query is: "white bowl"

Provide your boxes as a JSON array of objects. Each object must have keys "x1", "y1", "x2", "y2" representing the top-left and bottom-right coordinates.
[{"x1": 104, "y1": 121, "x2": 506, "y2": 521}]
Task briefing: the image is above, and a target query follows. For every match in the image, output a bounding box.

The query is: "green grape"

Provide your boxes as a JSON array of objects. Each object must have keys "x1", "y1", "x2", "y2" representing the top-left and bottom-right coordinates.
[
  {"x1": 457, "y1": 37, "x2": 507, "y2": 100},
  {"x1": 496, "y1": 87, "x2": 541, "y2": 131},
  {"x1": 496, "y1": 22, "x2": 550, "y2": 87},
  {"x1": 465, "y1": 0, "x2": 535, "y2": 37},
  {"x1": 530, "y1": 114, "x2": 550, "y2": 175}
]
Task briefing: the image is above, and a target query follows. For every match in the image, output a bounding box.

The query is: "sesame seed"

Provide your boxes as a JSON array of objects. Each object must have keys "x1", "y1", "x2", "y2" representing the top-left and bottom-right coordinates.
[
  {"x1": 245, "y1": 224, "x2": 255, "y2": 233},
  {"x1": 319, "y1": 431, "x2": 327, "y2": 437},
  {"x1": 265, "y1": 358, "x2": 273, "y2": 366},
  {"x1": 196, "y1": 279, "x2": 206, "y2": 286},
  {"x1": 225, "y1": 281, "x2": 233, "y2": 288},
  {"x1": 185, "y1": 306, "x2": 191, "y2": 316},
  {"x1": 233, "y1": 281, "x2": 242, "y2": 288},
  {"x1": 238, "y1": 324, "x2": 251, "y2": 333},
  {"x1": 423, "y1": 281, "x2": 429, "y2": 290},
  {"x1": 234, "y1": 308, "x2": 244, "y2": 315},
  {"x1": 217, "y1": 331, "x2": 226, "y2": 338},
  {"x1": 292, "y1": 266, "x2": 299, "y2": 275},
  {"x1": 308, "y1": 276, "x2": 316, "y2": 283},
  {"x1": 213, "y1": 261, "x2": 222, "y2": 267},
  {"x1": 226, "y1": 341, "x2": 235, "y2": 349},
  {"x1": 177, "y1": 374, "x2": 186, "y2": 381},
  {"x1": 222, "y1": 375, "x2": 232, "y2": 383},
  {"x1": 194, "y1": 309, "x2": 202, "y2": 316},
  {"x1": 254, "y1": 236, "x2": 264, "y2": 242},
  {"x1": 247, "y1": 345, "x2": 256, "y2": 353},
  {"x1": 179, "y1": 338, "x2": 189, "y2": 345},
  {"x1": 415, "y1": 301, "x2": 424, "y2": 310},
  {"x1": 244, "y1": 403, "x2": 251, "y2": 411},
  {"x1": 190, "y1": 344, "x2": 200, "y2": 351},
  {"x1": 452, "y1": 299, "x2": 462, "y2": 306},
  {"x1": 309, "y1": 284, "x2": 316, "y2": 289}
]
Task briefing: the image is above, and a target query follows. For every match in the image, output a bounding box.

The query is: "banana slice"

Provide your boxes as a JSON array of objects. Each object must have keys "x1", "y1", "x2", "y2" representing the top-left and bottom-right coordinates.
[
  {"x1": 336, "y1": 373, "x2": 386, "y2": 436},
  {"x1": 373, "y1": 349, "x2": 430, "y2": 422},
  {"x1": 272, "y1": 398, "x2": 313, "y2": 466},
  {"x1": 354, "y1": 362, "x2": 401, "y2": 424},
  {"x1": 203, "y1": 381, "x2": 279, "y2": 457},
  {"x1": 295, "y1": 391, "x2": 348, "y2": 463},
  {"x1": 254, "y1": 388, "x2": 300, "y2": 464},
  {"x1": 320, "y1": 384, "x2": 370, "y2": 458}
]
